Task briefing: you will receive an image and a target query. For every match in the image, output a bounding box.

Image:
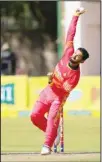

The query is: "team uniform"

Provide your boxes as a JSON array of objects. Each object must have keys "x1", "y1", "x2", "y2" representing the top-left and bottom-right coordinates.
[{"x1": 30, "y1": 15, "x2": 80, "y2": 148}]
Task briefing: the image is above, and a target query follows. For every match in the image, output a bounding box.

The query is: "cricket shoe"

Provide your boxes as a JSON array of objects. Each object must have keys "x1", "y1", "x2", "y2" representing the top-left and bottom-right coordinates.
[
  {"x1": 54, "y1": 125, "x2": 61, "y2": 146},
  {"x1": 41, "y1": 145, "x2": 51, "y2": 155}
]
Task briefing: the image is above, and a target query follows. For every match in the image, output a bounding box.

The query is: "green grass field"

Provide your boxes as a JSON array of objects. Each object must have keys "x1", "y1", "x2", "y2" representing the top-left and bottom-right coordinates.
[
  {"x1": 1, "y1": 116, "x2": 100, "y2": 161},
  {"x1": 1, "y1": 116, "x2": 100, "y2": 152}
]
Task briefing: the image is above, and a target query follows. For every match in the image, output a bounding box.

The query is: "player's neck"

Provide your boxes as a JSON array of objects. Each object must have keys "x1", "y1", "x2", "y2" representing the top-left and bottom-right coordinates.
[{"x1": 68, "y1": 61, "x2": 79, "y2": 70}]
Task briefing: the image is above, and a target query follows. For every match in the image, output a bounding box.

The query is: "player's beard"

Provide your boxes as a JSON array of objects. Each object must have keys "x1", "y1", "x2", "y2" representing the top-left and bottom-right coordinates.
[{"x1": 70, "y1": 57, "x2": 80, "y2": 65}]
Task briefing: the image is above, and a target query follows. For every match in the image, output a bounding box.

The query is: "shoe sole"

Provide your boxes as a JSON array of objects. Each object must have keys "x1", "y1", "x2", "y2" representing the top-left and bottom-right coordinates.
[{"x1": 41, "y1": 152, "x2": 51, "y2": 155}]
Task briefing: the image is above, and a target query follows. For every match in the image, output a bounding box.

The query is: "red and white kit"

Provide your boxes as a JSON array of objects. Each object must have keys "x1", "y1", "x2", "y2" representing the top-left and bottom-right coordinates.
[{"x1": 30, "y1": 15, "x2": 80, "y2": 148}]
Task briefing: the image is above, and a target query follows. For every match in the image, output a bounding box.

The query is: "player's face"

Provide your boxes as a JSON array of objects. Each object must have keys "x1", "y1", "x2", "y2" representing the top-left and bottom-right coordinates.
[{"x1": 70, "y1": 50, "x2": 83, "y2": 64}]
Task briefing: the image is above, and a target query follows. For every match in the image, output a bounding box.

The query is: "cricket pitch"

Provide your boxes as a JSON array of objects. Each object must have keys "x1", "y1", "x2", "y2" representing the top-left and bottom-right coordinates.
[{"x1": 1, "y1": 152, "x2": 100, "y2": 162}]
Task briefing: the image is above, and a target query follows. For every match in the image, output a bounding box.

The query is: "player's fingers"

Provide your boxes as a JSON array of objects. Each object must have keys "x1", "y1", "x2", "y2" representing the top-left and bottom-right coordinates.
[
  {"x1": 47, "y1": 72, "x2": 53, "y2": 76},
  {"x1": 75, "y1": 8, "x2": 86, "y2": 15},
  {"x1": 81, "y1": 9, "x2": 86, "y2": 14}
]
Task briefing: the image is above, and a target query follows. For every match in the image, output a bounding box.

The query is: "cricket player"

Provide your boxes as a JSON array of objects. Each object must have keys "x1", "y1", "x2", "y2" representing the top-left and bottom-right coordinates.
[{"x1": 30, "y1": 7, "x2": 89, "y2": 155}]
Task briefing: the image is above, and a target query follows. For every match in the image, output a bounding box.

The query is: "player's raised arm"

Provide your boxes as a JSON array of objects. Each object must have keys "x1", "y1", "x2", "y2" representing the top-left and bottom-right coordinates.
[{"x1": 64, "y1": 8, "x2": 86, "y2": 50}]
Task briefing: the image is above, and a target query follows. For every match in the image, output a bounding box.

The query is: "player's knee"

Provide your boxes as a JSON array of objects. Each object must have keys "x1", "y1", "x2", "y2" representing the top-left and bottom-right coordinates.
[{"x1": 30, "y1": 113, "x2": 38, "y2": 125}]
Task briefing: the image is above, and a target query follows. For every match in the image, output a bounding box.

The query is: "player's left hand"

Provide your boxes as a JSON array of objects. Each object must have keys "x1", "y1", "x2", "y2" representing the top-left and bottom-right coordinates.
[{"x1": 47, "y1": 72, "x2": 53, "y2": 84}]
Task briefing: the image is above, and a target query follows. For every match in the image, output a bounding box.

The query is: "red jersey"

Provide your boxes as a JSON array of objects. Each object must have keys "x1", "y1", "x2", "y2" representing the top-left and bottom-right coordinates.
[{"x1": 50, "y1": 16, "x2": 80, "y2": 96}]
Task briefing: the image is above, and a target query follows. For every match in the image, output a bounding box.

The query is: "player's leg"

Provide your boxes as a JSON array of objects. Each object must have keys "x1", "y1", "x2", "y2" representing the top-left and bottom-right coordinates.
[
  {"x1": 43, "y1": 100, "x2": 62, "y2": 149},
  {"x1": 30, "y1": 100, "x2": 50, "y2": 132}
]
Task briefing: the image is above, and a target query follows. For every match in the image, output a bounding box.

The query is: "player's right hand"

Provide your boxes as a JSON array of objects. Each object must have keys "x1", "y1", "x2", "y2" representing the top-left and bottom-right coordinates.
[{"x1": 74, "y1": 7, "x2": 86, "y2": 16}]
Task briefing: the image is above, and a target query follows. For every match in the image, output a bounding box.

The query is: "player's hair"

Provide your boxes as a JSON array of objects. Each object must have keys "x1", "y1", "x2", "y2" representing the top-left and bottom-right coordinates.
[{"x1": 78, "y1": 48, "x2": 89, "y2": 61}]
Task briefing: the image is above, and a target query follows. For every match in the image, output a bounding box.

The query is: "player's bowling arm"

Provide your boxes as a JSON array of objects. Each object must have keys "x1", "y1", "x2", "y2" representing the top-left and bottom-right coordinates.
[
  {"x1": 63, "y1": 8, "x2": 86, "y2": 58},
  {"x1": 65, "y1": 15, "x2": 79, "y2": 48},
  {"x1": 64, "y1": 8, "x2": 86, "y2": 50}
]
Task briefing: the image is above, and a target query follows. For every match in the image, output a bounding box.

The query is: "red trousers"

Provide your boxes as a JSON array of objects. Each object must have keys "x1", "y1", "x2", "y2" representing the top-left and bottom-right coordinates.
[{"x1": 30, "y1": 85, "x2": 67, "y2": 148}]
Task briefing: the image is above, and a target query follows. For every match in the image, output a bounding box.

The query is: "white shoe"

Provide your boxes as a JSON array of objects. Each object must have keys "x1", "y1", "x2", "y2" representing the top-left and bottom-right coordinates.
[
  {"x1": 41, "y1": 145, "x2": 51, "y2": 155},
  {"x1": 54, "y1": 126, "x2": 60, "y2": 146}
]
